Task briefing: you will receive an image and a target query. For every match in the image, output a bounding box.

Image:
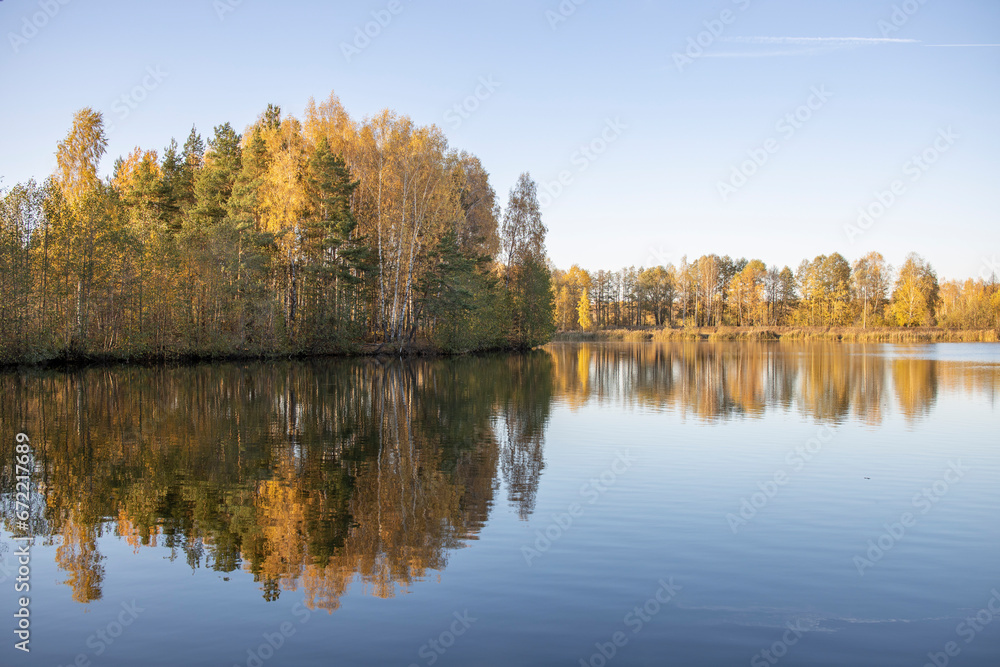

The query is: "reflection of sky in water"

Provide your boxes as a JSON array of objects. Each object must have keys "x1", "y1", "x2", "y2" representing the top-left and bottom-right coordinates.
[
  {"x1": 545, "y1": 342, "x2": 1000, "y2": 424},
  {"x1": 840, "y1": 342, "x2": 1000, "y2": 364},
  {"x1": 0, "y1": 344, "x2": 997, "y2": 667}
]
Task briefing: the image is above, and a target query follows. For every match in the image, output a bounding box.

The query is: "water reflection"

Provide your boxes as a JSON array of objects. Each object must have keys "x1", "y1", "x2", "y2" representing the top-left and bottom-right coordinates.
[
  {"x1": 0, "y1": 355, "x2": 553, "y2": 611},
  {"x1": 0, "y1": 343, "x2": 997, "y2": 611},
  {"x1": 548, "y1": 342, "x2": 997, "y2": 423}
]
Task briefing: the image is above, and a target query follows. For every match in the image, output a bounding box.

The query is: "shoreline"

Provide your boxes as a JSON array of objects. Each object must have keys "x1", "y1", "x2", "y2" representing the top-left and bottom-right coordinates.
[
  {"x1": 553, "y1": 326, "x2": 1000, "y2": 344},
  {"x1": 6, "y1": 325, "x2": 997, "y2": 371},
  {"x1": 0, "y1": 341, "x2": 543, "y2": 373}
]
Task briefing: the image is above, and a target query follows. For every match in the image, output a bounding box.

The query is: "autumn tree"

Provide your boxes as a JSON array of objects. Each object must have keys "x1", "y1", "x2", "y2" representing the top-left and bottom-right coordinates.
[
  {"x1": 500, "y1": 173, "x2": 546, "y2": 274},
  {"x1": 55, "y1": 107, "x2": 107, "y2": 204},
  {"x1": 890, "y1": 253, "x2": 939, "y2": 326},
  {"x1": 553, "y1": 265, "x2": 591, "y2": 330},
  {"x1": 0, "y1": 181, "x2": 48, "y2": 361},
  {"x1": 728, "y1": 260, "x2": 767, "y2": 326},
  {"x1": 500, "y1": 173, "x2": 555, "y2": 347},
  {"x1": 937, "y1": 278, "x2": 999, "y2": 329},
  {"x1": 852, "y1": 252, "x2": 891, "y2": 328},
  {"x1": 577, "y1": 288, "x2": 593, "y2": 331},
  {"x1": 636, "y1": 266, "x2": 675, "y2": 326},
  {"x1": 796, "y1": 254, "x2": 852, "y2": 326}
]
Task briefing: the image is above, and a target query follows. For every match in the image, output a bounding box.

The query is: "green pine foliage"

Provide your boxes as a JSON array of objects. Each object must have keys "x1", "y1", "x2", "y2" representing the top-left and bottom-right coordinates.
[{"x1": 0, "y1": 100, "x2": 557, "y2": 365}]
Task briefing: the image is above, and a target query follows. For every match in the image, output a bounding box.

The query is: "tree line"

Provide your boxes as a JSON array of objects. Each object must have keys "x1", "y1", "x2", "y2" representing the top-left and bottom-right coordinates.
[
  {"x1": 0, "y1": 94, "x2": 556, "y2": 364},
  {"x1": 554, "y1": 251, "x2": 999, "y2": 332}
]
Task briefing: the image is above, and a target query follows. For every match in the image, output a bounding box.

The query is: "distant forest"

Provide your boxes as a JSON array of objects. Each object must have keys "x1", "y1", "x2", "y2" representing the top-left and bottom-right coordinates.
[
  {"x1": 0, "y1": 94, "x2": 555, "y2": 364},
  {"x1": 554, "y1": 252, "x2": 999, "y2": 332}
]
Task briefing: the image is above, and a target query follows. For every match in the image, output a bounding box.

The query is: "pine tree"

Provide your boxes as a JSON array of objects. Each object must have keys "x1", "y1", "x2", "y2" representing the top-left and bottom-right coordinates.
[{"x1": 191, "y1": 123, "x2": 242, "y2": 226}]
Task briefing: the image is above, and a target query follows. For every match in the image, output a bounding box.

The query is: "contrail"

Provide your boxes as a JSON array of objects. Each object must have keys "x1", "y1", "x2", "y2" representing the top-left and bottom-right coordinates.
[
  {"x1": 704, "y1": 36, "x2": 920, "y2": 58},
  {"x1": 721, "y1": 36, "x2": 919, "y2": 45}
]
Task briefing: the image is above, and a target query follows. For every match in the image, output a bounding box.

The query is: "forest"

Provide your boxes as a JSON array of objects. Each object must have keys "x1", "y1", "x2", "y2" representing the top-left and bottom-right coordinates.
[
  {"x1": 0, "y1": 94, "x2": 555, "y2": 365},
  {"x1": 2, "y1": 96, "x2": 997, "y2": 367},
  {"x1": 553, "y1": 252, "x2": 1000, "y2": 333}
]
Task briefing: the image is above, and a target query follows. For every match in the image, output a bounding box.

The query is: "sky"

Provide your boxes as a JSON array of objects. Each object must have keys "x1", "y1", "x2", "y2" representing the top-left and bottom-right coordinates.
[{"x1": 1, "y1": 0, "x2": 998, "y2": 280}]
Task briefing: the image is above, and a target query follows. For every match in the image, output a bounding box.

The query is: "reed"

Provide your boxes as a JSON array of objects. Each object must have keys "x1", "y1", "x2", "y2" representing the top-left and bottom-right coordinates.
[{"x1": 553, "y1": 327, "x2": 1000, "y2": 343}]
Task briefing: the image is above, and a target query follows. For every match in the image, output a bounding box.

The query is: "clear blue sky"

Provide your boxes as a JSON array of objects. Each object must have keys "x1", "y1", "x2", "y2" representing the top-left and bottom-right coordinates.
[{"x1": 1, "y1": 0, "x2": 997, "y2": 280}]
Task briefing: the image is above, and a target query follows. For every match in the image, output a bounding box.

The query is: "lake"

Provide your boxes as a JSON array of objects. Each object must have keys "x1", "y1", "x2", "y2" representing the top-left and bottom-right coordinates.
[{"x1": 1, "y1": 342, "x2": 998, "y2": 666}]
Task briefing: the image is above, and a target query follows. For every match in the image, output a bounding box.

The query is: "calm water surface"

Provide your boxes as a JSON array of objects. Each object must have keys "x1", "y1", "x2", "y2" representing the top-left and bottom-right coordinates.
[{"x1": 1, "y1": 342, "x2": 998, "y2": 666}]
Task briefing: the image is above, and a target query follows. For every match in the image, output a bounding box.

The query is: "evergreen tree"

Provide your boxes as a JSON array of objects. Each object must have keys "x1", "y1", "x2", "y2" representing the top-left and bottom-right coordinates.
[{"x1": 191, "y1": 123, "x2": 242, "y2": 226}]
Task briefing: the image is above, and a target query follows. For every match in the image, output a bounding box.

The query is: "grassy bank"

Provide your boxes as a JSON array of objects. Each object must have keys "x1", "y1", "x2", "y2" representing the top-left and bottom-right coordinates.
[{"x1": 554, "y1": 326, "x2": 1000, "y2": 344}]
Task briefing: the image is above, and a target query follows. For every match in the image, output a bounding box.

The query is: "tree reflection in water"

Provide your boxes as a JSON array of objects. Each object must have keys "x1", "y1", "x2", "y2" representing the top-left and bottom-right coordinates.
[{"x1": 0, "y1": 343, "x2": 996, "y2": 610}]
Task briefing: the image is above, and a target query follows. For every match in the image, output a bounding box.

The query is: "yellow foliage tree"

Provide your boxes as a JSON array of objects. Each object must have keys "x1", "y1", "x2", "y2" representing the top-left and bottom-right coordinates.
[
  {"x1": 577, "y1": 288, "x2": 593, "y2": 331},
  {"x1": 890, "y1": 253, "x2": 939, "y2": 327}
]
